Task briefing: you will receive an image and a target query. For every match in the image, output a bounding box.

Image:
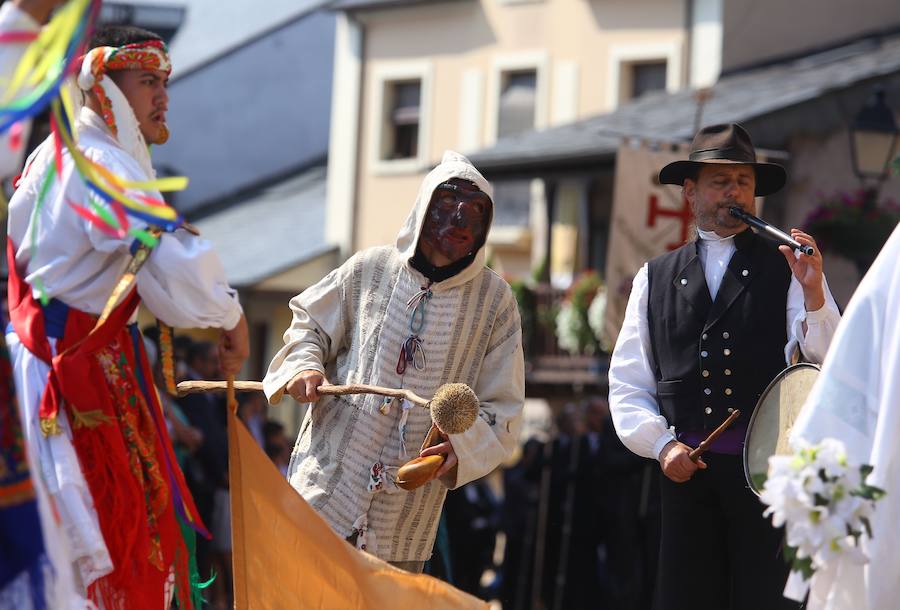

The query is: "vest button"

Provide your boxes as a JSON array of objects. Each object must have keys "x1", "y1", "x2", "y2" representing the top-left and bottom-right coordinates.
[
  {"x1": 742, "y1": 269, "x2": 749, "y2": 277},
  {"x1": 681, "y1": 278, "x2": 688, "y2": 285},
  {"x1": 702, "y1": 370, "x2": 710, "y2": 377},
  {"x1": 722, "y1": 331, "x2": 730, "y2": 339},
  {"x1": 724, "y1": 369, "x2": 732, "y2": 375},
  {"x1": 704, "y1": 388, "x2": 711, "y2": 395},
  {"x1": 727, "y1": 407, "x2": 734, "y2": 413},
  {"x1": 724, "y1": 348, "x2": 732, "y2": 356},
  {"x1": 701, "y1": 350, "x2": 708, "y2": 357},
  {"x1": 704, "y1": 407, "x2": 712, "y2": 415},
  {"x1": 702, "y1": 333, "x2": 708, "y2": 340},
  {"x1": 725, "y1": 388, "x2": 733, "y2": 396}
]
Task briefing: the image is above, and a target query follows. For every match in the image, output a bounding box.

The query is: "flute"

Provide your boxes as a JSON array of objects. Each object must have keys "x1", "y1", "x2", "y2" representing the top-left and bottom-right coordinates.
[{"x1": 728, "y1": 207, "x2": 814, "y2": 256}]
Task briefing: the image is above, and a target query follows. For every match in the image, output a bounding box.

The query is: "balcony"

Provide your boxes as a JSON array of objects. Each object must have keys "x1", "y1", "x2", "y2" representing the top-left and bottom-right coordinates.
[{"x1": 518, "y1": 283, "x2": 608, "y2": 396}]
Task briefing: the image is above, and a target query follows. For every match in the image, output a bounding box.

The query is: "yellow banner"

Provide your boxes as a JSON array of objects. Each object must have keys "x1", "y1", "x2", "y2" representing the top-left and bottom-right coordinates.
[{"x1": 228, "y1": 410, "x2": 490, "y2": 610}]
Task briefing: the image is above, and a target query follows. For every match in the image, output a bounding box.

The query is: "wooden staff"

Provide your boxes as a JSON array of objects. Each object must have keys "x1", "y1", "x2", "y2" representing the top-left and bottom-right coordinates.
[
  {"x1": 226, "y1": 375, "x2": 237, "y2": 414},
  {"x1": 689, "y1": 409, "x2": 741, "y2": 462},
  {"x1": 176, "y1": 379, "x2": 429, "y2": 407}
]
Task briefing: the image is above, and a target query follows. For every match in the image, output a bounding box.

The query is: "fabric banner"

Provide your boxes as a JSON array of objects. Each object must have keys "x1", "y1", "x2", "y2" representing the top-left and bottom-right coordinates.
[
  {"x1": 228, "y1": 409, "x2": 490, "y2": 610},
  {"x1": 604, "y1": 141, "x2": 692, "y2": 345}
]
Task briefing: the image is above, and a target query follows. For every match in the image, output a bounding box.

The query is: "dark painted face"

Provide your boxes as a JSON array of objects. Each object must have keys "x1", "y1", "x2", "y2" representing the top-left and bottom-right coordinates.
[{"x1": 419, "y1": 178, "x2": 491, "y2": 266}]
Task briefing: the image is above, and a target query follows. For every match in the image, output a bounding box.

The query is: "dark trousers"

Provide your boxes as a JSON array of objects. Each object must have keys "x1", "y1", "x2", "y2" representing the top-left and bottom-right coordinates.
[{"x1": 657, "y1": 453, "x2": 799, "y2": 610}]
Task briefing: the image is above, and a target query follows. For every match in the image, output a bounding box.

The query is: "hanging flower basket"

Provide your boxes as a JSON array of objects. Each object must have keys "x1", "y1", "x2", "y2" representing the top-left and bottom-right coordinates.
[
  {"x1": 803, "y1": 190, "x2": 900, "y2": 273},
  {"x1": 555, "y1": 271, "x2": 606, "y2": 355}
]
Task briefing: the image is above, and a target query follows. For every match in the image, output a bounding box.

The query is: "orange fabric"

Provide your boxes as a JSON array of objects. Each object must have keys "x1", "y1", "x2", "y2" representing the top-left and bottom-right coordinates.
[{"x1": 227, "y1": 410, "x2": 490, "y2": 610}]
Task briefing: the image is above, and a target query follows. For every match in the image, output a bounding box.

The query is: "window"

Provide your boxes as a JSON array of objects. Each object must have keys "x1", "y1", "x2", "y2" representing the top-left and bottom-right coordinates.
[
  {"x1": 497, "y1": 70, "x2": 537, "y2": 139},
  {"x1": 382, "y1": 80, "x2": 421, "y2": 160},
  {"x1": 606, "y1": 42, "x2": 681, "y2": 110},
  {"x1": 369, "y1": 61, "x2": 432, "y2": 174},
  {"x1": 630, "y1": 60, "x2": 667, "y2": 100}
]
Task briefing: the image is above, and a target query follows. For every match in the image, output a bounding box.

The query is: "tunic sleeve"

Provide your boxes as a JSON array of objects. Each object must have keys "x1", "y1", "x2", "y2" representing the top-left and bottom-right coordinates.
[
  {"x1": 262, "y1": 262, "x2": 350, "y2": 404},
  {"x1": 444, "y1": 287, "x2": 525, "y2": 489},
  {"x1": 78, "y1": 147, "x2": 243, "y2": 330}
]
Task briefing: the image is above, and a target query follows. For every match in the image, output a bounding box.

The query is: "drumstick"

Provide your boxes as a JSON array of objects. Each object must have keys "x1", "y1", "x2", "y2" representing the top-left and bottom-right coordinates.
[{"x1": 688, "y1": 409, "x2": 741, "y2": 462}]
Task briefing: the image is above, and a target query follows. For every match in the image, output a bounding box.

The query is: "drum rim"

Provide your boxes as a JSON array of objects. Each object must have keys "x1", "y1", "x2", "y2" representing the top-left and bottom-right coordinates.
[{"x1": 743, "y1": 362, "x2": 821, "y2": 495}]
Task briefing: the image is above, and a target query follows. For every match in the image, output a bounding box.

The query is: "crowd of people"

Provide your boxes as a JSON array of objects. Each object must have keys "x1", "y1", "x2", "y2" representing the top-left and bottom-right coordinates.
[{"x1": 431, "y1": 398, "x2": 660, "y2": 610}]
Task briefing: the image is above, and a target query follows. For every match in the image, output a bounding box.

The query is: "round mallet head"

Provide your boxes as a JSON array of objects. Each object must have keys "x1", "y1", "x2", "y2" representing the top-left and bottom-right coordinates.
[{"x1": 429, "y1": 383, "x2": 479, "y2": 434}]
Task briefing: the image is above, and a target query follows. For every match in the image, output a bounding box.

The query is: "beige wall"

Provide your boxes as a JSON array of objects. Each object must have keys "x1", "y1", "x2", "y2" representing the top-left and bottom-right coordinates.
[
  {"x1": 351, "y1": 0, "x2": 687, "y2": 261},
  {"x1": 722, "y1": 0, "x2": 900, "y2": 72},
  {"x1": 783, "y1": 126, "x2": 900, "y2": 308}
]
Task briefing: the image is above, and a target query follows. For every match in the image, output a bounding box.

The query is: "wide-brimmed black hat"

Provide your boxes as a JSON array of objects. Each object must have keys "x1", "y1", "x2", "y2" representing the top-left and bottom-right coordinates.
[{"x1": 659, "y1": 123, "x2": 786, "y2": 196}]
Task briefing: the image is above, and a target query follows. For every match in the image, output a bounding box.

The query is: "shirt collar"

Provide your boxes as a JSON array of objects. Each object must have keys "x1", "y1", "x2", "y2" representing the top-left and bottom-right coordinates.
[{"x1": 697, "y1": 228, "x2": 736, "y2": 243}]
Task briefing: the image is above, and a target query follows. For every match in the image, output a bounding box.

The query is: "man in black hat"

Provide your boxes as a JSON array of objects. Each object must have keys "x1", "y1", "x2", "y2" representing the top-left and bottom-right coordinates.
[{"x1": 608, "y1": 123, "x2": 841, "y2": 609}]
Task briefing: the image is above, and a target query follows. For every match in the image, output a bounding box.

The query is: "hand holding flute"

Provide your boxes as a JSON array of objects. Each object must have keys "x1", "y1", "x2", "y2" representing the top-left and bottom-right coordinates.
[{"x1": 728, "y1": 207, "x2": 826, "y2": 311}]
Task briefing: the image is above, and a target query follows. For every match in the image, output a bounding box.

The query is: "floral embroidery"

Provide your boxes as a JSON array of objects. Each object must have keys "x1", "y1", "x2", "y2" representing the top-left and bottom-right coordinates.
[
  {"x1": 367, "y1": 461, "x2": 385, "y2": 493},
  {"x1": 96, "y1": 340, "x2": 169, "y2": 570}
]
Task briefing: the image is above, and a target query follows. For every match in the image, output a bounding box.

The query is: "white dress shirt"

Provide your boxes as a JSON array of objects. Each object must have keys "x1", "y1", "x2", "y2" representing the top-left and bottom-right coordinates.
[{"x1": 608, "y1": 229, "x2": 841, "y2": 461}]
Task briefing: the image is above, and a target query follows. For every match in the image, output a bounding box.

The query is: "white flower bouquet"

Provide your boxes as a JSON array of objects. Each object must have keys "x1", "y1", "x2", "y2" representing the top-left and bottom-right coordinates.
[{"x1": 760, "y1": 438, "x2": 885, "y2": 601}]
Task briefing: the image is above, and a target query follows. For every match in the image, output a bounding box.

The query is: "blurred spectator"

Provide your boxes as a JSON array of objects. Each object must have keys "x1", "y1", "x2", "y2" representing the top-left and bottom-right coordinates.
[
  {"x1": 540, "y1": 404, "x2": 604, "y2": 610},
  {"x1": 263, "y1": 420, "x2": 291, "y2": 477},
  {"x1": 173, "y1": 334, "x2": 194, "y2": 381},
  {"x1": 499, "y1": 437, "x2": 543, "y2": 610},
  {"x1": 237, "y1": 391, "x2": 266, "y2": 447},
  {"x1": 141, "y1": 331, "x2": 203, "y2": 470},
  {"x1": 587, "y1": 396, "x2": 660, "y2": 610},
  {"x1": 177, "y1": 340, "x2": 231, "y2": 610},
  {"x1": 444, "y1": 478, "x2": 501, "y2": 597}
]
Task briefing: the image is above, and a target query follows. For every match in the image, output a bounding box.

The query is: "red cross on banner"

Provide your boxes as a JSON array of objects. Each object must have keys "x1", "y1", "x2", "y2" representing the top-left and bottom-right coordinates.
[
  {"x1": 646, "y1": 194, "x2": 694, "y2": 251},
  {"x1": 605, "y1": 141, "x2": 692, "y2": 345}
]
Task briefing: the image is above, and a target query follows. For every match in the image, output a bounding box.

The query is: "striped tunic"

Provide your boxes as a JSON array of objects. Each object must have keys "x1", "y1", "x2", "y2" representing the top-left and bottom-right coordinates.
[{"x1": 263, "y1": 246, "x2": 525, "y2": 561}]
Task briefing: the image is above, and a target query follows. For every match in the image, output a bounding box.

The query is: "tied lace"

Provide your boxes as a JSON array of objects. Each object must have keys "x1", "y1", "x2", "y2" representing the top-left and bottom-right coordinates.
[
  {"x1": 395, "y1": 284, "x2": 432, "y2": 375},
  {"x1": 386, "y1": 282, "x2": 433, "y2": 459}
]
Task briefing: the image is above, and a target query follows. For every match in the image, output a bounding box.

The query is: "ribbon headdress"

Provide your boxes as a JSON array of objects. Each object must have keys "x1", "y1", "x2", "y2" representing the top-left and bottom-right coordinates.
[{"x1": 76, "y1": 39, "x2": 172, "y2": 180}]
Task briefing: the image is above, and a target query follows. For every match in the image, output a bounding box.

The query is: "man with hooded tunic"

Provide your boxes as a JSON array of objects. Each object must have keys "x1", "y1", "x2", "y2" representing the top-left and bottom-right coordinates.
[
  {"x1": 6, "y1": 24, "x2": 248, "y2": 609},
  {"x1": 263, "y1": 150, "x2": 525, "y2": 573}
]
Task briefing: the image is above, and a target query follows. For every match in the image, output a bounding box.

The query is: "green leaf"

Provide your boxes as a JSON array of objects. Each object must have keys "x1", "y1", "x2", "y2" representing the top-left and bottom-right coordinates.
[{"x1": 861, "y1": 517, "x2": 873, "y2": 538}]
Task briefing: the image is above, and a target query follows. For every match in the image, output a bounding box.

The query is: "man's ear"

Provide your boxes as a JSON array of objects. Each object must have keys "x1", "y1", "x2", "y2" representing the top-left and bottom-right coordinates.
[{"x1": 683, "y1": 179, "x2": 696, "y2": 205}]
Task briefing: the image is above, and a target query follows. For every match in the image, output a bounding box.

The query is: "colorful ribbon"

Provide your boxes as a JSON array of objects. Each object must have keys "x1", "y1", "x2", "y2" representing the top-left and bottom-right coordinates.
[{"x1": 1, "y1": 0, "x2": 99, "y2": 134}]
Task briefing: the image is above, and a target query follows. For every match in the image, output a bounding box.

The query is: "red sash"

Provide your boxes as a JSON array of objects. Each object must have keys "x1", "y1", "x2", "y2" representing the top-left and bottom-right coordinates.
[{"x1": 6, "y1": 240, "x2": 207, "y2": 610}]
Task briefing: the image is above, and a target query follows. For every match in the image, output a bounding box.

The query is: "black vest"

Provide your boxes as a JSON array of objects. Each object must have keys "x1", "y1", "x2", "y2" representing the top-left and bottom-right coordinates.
[{"x1": 647, "y1": 229, "x2": 791, "y2": 432}]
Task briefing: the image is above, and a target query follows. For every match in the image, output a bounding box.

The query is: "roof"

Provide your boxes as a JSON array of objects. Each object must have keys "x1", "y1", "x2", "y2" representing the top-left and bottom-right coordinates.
[
  {"x1": 331, "y1": 0, "x2": 460, "y2": 12},
  {"x1": 470, "y1": 31, "x2": 900, "y2": 174},
  {"x1": 118, "y1": 0, "x2": 336, "y2": 76},
  {"x1": 193, "y1": 164, "x2": 335, "y2": 287}
]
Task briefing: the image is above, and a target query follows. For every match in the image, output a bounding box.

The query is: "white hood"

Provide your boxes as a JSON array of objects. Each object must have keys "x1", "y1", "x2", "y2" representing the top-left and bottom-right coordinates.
[{"x1": 395, "y1": 150, "x2": 494, "y2": 288}]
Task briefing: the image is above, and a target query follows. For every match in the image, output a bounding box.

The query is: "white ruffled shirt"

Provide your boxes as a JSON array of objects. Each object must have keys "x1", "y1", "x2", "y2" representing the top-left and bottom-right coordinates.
[{"x1": 608, "y1": 228, "x2": 841, "y2": 460}]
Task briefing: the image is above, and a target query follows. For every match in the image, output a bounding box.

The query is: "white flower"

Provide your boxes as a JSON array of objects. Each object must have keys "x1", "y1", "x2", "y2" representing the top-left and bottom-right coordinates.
[
  {"x1": 586, "y1": 288, "x2": 609, "y2": 350},
  {"x1": 555, "y1": 301, "x2": 583, "y2": 355},
  {"x1": 760, "y1": 437, "x2": 884, "y2": 584}
]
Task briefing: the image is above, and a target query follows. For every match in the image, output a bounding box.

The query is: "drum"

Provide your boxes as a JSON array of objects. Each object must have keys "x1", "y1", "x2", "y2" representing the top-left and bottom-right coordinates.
[{"x1": 743, "y1": 363, "x2": 820, "y2": 494}]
